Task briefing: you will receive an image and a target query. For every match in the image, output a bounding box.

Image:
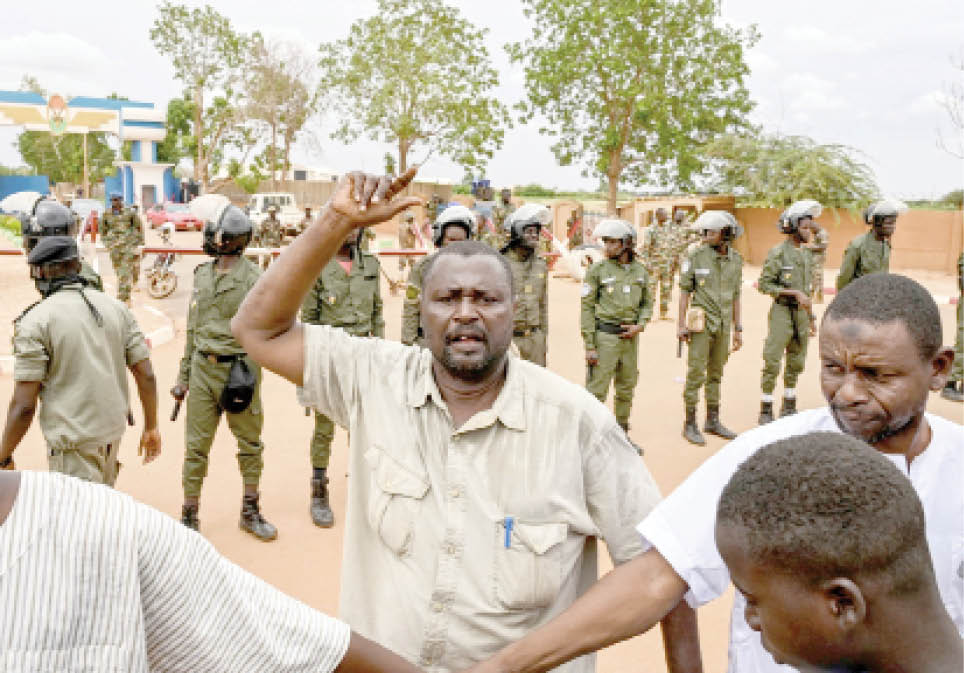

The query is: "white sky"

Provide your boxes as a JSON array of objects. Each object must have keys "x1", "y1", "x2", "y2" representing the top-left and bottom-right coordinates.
[{"x1": 0, "y1": 0, "x2": 961, "y2": 198}]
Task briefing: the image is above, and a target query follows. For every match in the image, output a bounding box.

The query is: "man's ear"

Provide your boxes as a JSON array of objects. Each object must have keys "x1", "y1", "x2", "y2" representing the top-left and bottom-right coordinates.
[
  {"x1": 929, "y1": 347, "x2": 955, "y2": 390},
  {"x1": 821, "y1": 578, "x2": 866, "y2": 630}
]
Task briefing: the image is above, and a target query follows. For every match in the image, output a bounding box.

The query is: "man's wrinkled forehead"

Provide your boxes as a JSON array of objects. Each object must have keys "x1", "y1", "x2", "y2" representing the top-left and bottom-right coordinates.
[
  {"x1": 819, "y1": 316, "x2": 915, "y2": 360},
  {"x1": 425, "y1": 255, "x2": 511, "y2": 295}
]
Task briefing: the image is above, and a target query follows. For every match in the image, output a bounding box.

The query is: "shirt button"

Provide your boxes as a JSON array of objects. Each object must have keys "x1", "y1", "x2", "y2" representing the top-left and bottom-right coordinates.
[
  {"x1": 446, "y1": 543, "x2": 458, "y2": 555},
  {"x1": 449, "y1": 487, "x2": 461, "y2": 499},
  {"x1": 431, "y1": 601, "x2": 444, "y2": 613}
]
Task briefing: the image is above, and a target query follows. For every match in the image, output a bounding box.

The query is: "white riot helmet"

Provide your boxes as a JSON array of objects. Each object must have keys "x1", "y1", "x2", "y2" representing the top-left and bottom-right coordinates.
[
  {"x1": 694, "y1": 210, "x2": 743, "y2": 240},
  {"x1": 864, "y1": 198, "x2": 908, "y2": 226},
  {"x1": 431, "y1": 205, "x2": 476, "y2": 246},
  {"x1": 778, "y1": 199, "x2": 822, "y2": 234},
  {"x1": 506, "y1": 203, "x2": 551, "y2": 243},
  {"x1": 593, "y1": 218, "x2": 636, "y2": 246}
]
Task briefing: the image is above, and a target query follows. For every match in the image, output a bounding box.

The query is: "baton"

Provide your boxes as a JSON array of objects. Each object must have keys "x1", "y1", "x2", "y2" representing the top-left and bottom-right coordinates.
[{"x1": 171, "y1": 399, "x2": 182, "y2": 422}]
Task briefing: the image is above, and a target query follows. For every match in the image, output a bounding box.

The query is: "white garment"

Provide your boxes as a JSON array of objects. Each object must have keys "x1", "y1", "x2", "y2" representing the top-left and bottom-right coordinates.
[
  {"x1": 0, "y1": 472, "x2": 351, "y2": 672},
  {"x1": 298, "y1": 325, "x2": 662, "y2": 673},
  {"x1": 637, "y1": 407, "x2": 964, "y2": 673}
]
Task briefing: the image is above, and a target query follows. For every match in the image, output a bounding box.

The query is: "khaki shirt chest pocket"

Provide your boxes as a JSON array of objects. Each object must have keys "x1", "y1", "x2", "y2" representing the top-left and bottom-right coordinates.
[
  {"x1": 493, "y1": 520, "x2": 568, "y2": 610},
  {"x1": 214, "y1": 279, "x2": 246, "y2": 320},
  {"x1": 354, "y1": 270, "x2": 379, "y2": 314},
  {"x1": 720, "y1": 260, "x2": 740, "y2": 296},
  {"x1": 363, "y1": 445, "x2": 429, "y2": 557}
]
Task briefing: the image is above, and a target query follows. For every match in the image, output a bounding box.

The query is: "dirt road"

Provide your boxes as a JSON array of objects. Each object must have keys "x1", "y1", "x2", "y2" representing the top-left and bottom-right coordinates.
[{"x1": 1, "y1": 230, "x2": 960, "y2": 672}]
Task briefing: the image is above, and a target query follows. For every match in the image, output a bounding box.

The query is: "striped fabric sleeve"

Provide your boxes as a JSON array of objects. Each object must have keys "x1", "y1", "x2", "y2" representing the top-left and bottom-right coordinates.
[{"x1": 135, "y1": 501, "x2": 351, "y2": 672}]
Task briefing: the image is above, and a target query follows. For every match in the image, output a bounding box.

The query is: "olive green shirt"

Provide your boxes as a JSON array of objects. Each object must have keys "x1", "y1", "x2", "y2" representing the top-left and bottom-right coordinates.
[
  {"x1": 503, "y1": 248, "x2": 548, "y2": 332},
  {"x1": 101, "y1": 207, "x2": 144, "y2": 249},
  {"x1": 679, "y1": 244, "x2": 743, "y2": 333},
  {"x1": 580, "y1": 258, "x2": 652, "y2": 350},
  {"x1": 758, "y1": 239, "x2": 812, "y2": 298},
  {"x1": 301, "y1": 254, "x2": 385, "y2": 338},
  {"x1": 177, "y1": 258, "x2": 261, "y2": 385},
  {"x1": 836, "y1": 231, "x2": 890, "y2": 290},
  {"x1": 13, "y1": 285, "x2": 150, "y2": 450},
  {"x1": 401, "y1": 255, "x2": 429, "y2": 346}
]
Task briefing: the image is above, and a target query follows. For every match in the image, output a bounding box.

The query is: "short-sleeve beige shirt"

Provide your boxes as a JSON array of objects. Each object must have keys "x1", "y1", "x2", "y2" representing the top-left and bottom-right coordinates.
[
  {"x1": 13, "y1": 285, "x2": 150, "y2": 450},
  {"x1": 298, "y1": 325, "x2": 662, "y2": 672}
]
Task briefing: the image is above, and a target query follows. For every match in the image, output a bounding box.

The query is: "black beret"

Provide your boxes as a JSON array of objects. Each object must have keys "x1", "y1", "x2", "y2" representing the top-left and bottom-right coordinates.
[{"x1": 27, "y1": 235, "x2": 79, "y2": 265}]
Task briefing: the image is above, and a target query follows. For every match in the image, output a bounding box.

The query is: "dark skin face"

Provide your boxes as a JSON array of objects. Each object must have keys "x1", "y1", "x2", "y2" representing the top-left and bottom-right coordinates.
[
  {"x1": 110, "y1": 196, "x2": 122, "y2": 213},
  {"x1": 792, "y1": 218, "x2": 813, "y2": 245},
  {"x1": 655, "y1": 208, "x2": 669, "y2": 224},
  {"x1": 602, "y1": 237, "x2": 625, "y2": 259},
  {"x1": 421, "y1": 255, "x2": 513, "y2": 385},
  {"x1": 337, "y1": 228, "x2": 360, "y2": 257},
  {"x1": 820, "y1": 317, "x2": 953, "y2": 460},
  {"x1": 874, "y1": 215, "x2": 897, "y2": 239},
  {"x1": 520, "y1": 224, "x2": 541, "y2": 250}
]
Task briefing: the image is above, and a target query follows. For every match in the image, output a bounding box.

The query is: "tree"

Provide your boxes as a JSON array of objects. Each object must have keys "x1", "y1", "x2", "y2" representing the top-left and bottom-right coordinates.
[
  {"x1": 703, "y1": 132, "x2": 879, "y2": 208},
  {"x1": 150, "y1": 2, "x2": 248, "y2": 191},
  {"x1": 507, "y1": 0, "x2": 757, "y2": 212},
  {"x1": 245, "y1": 36, "x2": 319, "y2": 190},
  {"x1": 156, "y1": 94, "x2": 196, "y2": 168},
  {"x1": 317, "y1": 0, "x2": 510, "y2": 173}
]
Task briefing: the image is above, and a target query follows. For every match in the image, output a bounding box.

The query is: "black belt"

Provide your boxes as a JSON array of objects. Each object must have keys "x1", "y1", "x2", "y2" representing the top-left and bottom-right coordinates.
[
  {"x1": 198, "y1": 351, "x2": 244, "y2": 364},
  {"x1": 776, "y1": 296, "x2": 800, "y2": 308},
  {"x1": 596, "y1": 321, "x2": 624, "y2": 334},
  {"x1": 513, "y1": 327, "x2": 541, "y2": 337}
]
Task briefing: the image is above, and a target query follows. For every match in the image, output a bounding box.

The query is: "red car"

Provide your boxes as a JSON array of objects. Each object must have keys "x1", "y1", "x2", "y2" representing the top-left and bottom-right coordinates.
[{"x1": 145, "y1": 203, "x2": 203, "y2": 231}]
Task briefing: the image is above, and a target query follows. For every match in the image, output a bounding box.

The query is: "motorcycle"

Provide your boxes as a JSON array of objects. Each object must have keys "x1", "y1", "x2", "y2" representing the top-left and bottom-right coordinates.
[{"x1": 146, "y1": 223, "x2": 178, "y2": 299}]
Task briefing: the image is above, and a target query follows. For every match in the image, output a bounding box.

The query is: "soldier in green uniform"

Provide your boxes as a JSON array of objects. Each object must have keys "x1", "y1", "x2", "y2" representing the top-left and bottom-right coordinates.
[
  {"x1": 171, "y1": 206, "x2": 277, "y2": 541},
  {"x1": 804, "y1": 221, "x2": 829, "y2": 302},
  {"x1": 942, "y1": 251, "x2": 964, "y2": 402},
  {"x1": 1, "y1": 233, "x2": 160, "y2": 482},
  {"x1": 501, "y1": 204, "x2": 551, "y2": 365},
  {"x1": 640, "y1": 208, "x2": 686, "y2": 321},
  {"x1": 757, "y1": 200, "x2": 821, "y2": 424},
  {"x1": 300, "y1": 227, "x2": 384, "y2": 526},
  {"x1": 401, "y1": 205, "x2": 474, "y2": 346},
  {"x1": 101, "y1": 192, "x2": 144, "y2": 305},
  {"x1": 259, "y1": 206, "x2": 283, "y2": 269},
  {"x1": 491, "y1": 187, "x2": 515, "y2": 250},
  {"x1": 836, "y1": 199, "x2": 904, "y2": 290},
  {"x1": 397, "y1": 210, "x2": 419, "y2": 272},
  {"x1": 678, "y1": 210, "x2": 744, "y2": 445},
  {"x1": 581, "y1": 219, "x2": 652, "y2": 439}
]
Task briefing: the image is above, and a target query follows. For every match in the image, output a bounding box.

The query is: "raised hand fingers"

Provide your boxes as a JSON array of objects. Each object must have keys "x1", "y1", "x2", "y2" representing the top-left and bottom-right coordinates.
[
  {"x1": 358, "y1": 174, "x2": 381, "y2": 211},
  {"x1": 371, "y1": 175, "x2": 394, "y2": 205},
  {"x1": 386, "y1": 167, "x2": 418, "y2": 200}
]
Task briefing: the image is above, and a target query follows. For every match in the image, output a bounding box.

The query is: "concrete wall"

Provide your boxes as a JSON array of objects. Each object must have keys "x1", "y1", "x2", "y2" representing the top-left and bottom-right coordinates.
[{"x1": 734, "y1": 207, "x2": 963, "y2": 275}]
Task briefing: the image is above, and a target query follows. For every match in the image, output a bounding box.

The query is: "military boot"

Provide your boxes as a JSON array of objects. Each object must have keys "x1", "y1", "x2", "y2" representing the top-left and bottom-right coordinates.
[
  {"x1": 682, "y1": 407, "x2": 706, "y2": 445},
  {"x1": 779, "y1": 396, "x2": 798, "y2": 417},
  {"x1": 310, "y1": 475, "x2": 335, "y2": 528},
  {"x1": 941, "y1": 381, "x2": 964, "y2": 402},
  {"x1": 704, "y1": 405, "x2": 737, "y2": 439},
  {"x1": 758, "y1": 401, "x2": 774, "y2": 425},
  {"x1": 618, "y1": 422, "x2": 644, "y2": 456},
  {"x1": 180, "y1": 503, "x2": 199, "y2": 531},
  {"x1": 239, "y1": 493, "x2": 278, "y2": 541}
]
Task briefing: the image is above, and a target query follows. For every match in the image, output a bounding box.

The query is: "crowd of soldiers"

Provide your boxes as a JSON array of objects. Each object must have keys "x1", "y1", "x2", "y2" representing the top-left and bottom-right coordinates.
[{"x1": 1, "y1": 187, "x2": 962, "y2": 545}]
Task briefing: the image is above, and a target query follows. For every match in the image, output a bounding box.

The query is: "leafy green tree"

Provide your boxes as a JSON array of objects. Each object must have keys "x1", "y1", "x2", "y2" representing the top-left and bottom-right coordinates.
[
  {"x1": 150, "y1": 2, "x2": 248, "y2": 191},
  {"x1": 317, "y1": 0, "x2": 510, "y2": 173},
  {"x1": 508, "y1": 0, "x2": 757, "y2": 212},
  {"x1": 704, "y1": 132, "x2": 879, "y2": 208},
  {"x1": 156, "y1": 94, "x2": 196, "y2": 168}
]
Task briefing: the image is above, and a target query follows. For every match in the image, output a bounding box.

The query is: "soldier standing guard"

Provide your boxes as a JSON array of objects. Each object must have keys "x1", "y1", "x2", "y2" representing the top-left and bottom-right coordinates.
[
  {"x1": 581, "y1": 219, "x2": 652, "y2": 443},
  {"x1": 757, "y1": 200, "x2": 820, "y2": 424},
  {"x1": 171, "y1": 205, "x2": 277, "y2": 541},
  {"x1": 836, "y1": 198, "x2": 904, "y2": 290},
  {"x1": 258, "y1": 206, "x2": 283, "y2": 269},
  {"x1": 400, "y1": 206, "x2": 474, "y2": 346},
  {"x1": 805, "y1": 220, "x2": 829, "y2": 302},
  {"x1": 640, "y1": 208, "x2": 685, "y2": 321},
  {"x1": 300, "y1": 228, "x2": 384, "y2": 526},
  {"x1": 491, "y1": 187, "x2": 515, "y2": 250},
  {"x1": 397, "y1": 210, "x2": 419, "y2": 273},
  {"x1": 101, "y1": 192, "x2": 144, "y2": 305},
  {"x1": 501, "y1": 204, "x2": 550, "y2": 365},
  {"x1": 678, "y1": 211, "x2": 744, "y2": 446},
  {"x1": 942, "y1": 251, "x2": 964, "y2": 402}
]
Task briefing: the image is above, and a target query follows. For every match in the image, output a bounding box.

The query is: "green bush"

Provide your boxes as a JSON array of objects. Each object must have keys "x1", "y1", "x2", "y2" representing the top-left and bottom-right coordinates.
[{"x1": 0, "y1": 214, "x2": 22, "y2": 243}]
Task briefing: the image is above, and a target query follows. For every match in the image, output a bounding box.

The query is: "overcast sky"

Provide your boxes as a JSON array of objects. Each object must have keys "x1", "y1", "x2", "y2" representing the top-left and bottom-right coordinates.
[{"x1": 0, "y1": 0, "x2": 961, "y2": 197}]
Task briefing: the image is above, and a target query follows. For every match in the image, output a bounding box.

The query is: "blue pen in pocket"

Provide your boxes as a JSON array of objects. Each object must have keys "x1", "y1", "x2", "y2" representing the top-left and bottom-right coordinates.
[{"x1": 503, "y1": 516, "x2": 514, "y2": 548}]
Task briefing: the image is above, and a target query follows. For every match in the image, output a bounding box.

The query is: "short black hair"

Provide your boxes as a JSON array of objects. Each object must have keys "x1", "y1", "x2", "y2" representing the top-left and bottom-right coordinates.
[
  {"x1": 823, "y1": 273, "x2": 941, "y2": 361},
  {"x1": 717, "y1": 432, "x2": 932, "y2": 595},
  {"x1": 421, "y1": 240, "x2": 515, "y2": 295}
]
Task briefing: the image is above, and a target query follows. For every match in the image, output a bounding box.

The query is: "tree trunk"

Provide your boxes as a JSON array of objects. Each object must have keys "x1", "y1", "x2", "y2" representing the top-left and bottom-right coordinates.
[
  {"x1": 193, "y1": 85, "x2": 206, "y2": 193},
  {"x1": 606, "y1": 150, "x2": 622, "y2": 215},
  {"x1": 398, "y1": 138, "x2": 409, "y2": 174},
  {"x1": 270, "y1": 123, "x2": 278, "y2": 191}
]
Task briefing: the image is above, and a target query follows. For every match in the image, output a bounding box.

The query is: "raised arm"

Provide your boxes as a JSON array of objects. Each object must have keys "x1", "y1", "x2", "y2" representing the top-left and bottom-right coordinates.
[{"x1": 231, "y1": 169, "x2": 421, "y2": 384}]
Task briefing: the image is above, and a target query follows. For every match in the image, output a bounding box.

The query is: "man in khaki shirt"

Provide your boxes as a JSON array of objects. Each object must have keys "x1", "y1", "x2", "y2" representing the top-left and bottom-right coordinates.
[{"x1": 232, "y1": 169, "x2": 701, "y2": 673}]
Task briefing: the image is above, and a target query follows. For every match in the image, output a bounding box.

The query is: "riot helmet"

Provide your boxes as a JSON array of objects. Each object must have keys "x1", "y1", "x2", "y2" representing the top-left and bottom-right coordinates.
[
  {"x1": 694, "y1": 210, "x2": 743, "y2": 241},
  {"x1": 777, "y1": 199, "x2": 822, "y2": 234},
  {"x1": 20, "y1": 198, "x2": 79, "y2": 253},
  {"x1": 506, "y1": 203, "x2": 551, "y2": 248},
  {"x1": 431, "y1": 205, "x2": 476, "y2": 247},
  {"x1": 203, "y1": 205, "x2": 252, "y2": 256}
]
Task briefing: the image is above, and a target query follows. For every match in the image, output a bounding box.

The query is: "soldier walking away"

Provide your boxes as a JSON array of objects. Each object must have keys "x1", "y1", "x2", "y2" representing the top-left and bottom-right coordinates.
[
  {"x1": 804, "y1": 219, "x2": 829, "y2": 302},
  {"x1": 0, "y1": 231, "x2": 160, "y2": 482},
  {"x1": 942, "y1": 251, "x2": 964, "y2": 402},
  {"x1": 258, "y1": 206, "x2": 283, "y2": 269},
  {"x1": 171, "y1": 205, "x2": 277, "y2": 541},
  {"x1": 301, "y1": 228, "x2": 384, "y2": 526},
  {"x1": 19, "y1": 196, "x2": 103, "y2": 290},
  {"x1": 501, "y1": 204, "x2": 551, "y2": 365},
  {"x1": 101, "y1": 192, "x2": 144, "y2": 305},
  {"x1": 640, "y1": 208, "x2": 685, "y2": 321},
  {"x1": 400, "y1": 205, "x2": 474, "y2": 347},
  {"x1": 757, "y1": 200, "x2": 821, "y2": 424},
  {"x1": 581, "y1": 218, "x2": 652, "y2": 449},
  {"x1": 836, "y1": 198, "x2": 906, "y2": 290},
  {"x1": 678, "y1": 211, "x2": 744, "y2": 445}
]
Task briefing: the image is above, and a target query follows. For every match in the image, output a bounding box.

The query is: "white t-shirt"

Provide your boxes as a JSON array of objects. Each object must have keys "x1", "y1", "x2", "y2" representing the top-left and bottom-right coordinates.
[
  {"x1": 637, "y1": 407, "x2": 964, "y2": 673},
  {"x1": 0, "y1": 471, "x2": 351, "y2": 672}
]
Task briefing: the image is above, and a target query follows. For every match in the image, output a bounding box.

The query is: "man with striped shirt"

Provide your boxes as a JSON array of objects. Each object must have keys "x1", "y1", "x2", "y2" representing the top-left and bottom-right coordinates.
[{"x1": 0, "y1": 470, "x2": 421, "y2": 672}]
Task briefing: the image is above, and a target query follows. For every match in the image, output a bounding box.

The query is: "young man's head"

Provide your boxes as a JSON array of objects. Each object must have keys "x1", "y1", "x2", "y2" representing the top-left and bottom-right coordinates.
[
  {"x1": 820, "y1": 274, "x2": 953, "y2": 446},
  {"x1": 715, "y1": 431, "x2": 940, "y2": 671},
  {"x1": 420, "y1": 241, "x2": 514, "y2": 382}
]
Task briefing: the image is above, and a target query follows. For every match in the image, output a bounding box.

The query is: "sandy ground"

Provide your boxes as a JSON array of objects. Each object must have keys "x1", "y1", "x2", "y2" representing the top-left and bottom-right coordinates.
[{"x1": 1, "y1": 229, "x2": 961, "y2": 672}]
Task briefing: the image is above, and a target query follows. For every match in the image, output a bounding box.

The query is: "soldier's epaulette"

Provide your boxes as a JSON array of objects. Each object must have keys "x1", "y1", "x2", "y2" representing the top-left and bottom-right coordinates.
[{"x1": 14, "y1": 300, "x2": 43, "y2": 325}]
